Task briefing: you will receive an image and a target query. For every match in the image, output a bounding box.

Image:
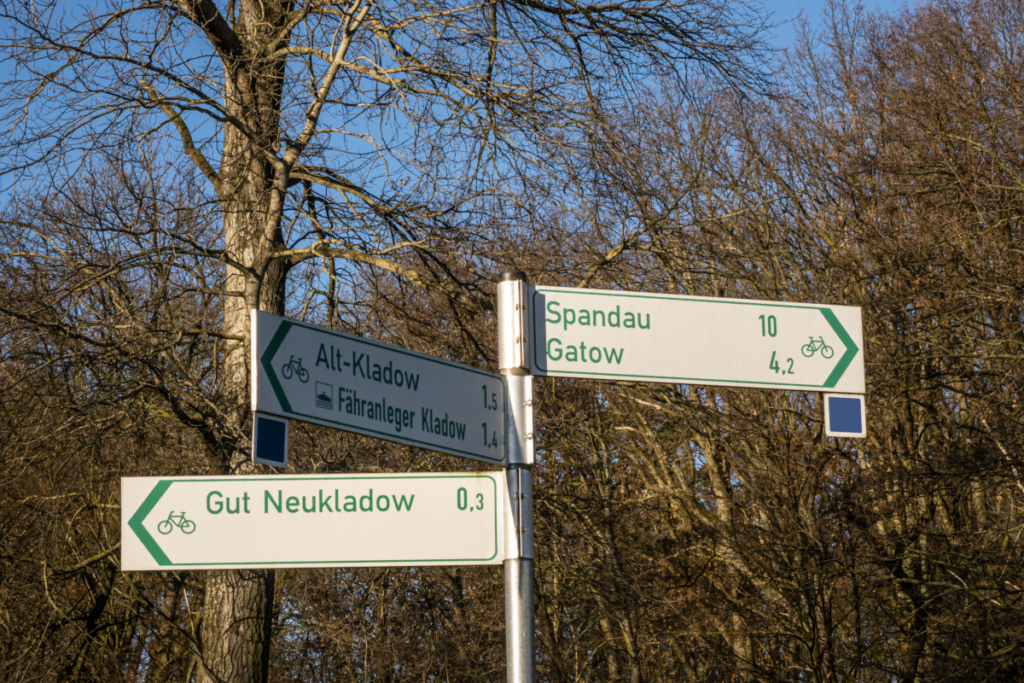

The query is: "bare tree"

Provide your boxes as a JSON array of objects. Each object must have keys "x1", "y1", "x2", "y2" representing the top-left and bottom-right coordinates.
[
  {"x1": 5, "y1": 0, "x2": 1023, "y2": 680},
  {"x1": 0, "y1": 0, "x2": 768, "y2": 680},
  {"x1": 496, "y1": 0, "x2": 1024, "y2": 680}
]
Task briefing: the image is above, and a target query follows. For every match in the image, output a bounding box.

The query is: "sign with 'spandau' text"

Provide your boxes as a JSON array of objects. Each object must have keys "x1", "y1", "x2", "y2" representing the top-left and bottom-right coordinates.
[
  {"x1": 531, "y1": 286, "x2": 865, "y2": 393},
  {"x1": 252, "y1": 311, "x2": 507, "y2": 464},
  {"x1": 121, "y1": 473, "x2": 504, "y2": 570}
]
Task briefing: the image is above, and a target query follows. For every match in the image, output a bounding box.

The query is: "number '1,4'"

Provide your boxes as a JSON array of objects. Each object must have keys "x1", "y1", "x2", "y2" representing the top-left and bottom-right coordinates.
[{"x1": 482, "y1": 423, "x2": 498, "y2": 448}]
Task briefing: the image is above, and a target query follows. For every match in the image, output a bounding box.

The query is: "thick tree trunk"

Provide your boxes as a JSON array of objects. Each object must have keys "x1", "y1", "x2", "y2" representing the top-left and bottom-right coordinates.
[
  {"x1": 199, "y1": 3, "x2": 291, "y2": 682},
  {"x1": 199, "y1": 570, "x2": 275, "y2": 683}
]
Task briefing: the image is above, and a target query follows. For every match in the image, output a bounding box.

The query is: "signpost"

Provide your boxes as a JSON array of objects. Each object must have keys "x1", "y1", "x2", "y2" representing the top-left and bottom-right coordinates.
[
  {"x1": 121, "y1": 283, "x2": 866, "y2": 683},
  {"x1": 530, "y1": 285, "x2": 865, "y2": 394},
  {"x1": 252, "y1": 311, "x2": 507, "y2": 464},
  {"x1": 121, "y1": 473, "x2": 504, "y2": 570},
  {"x1": 497, "y1": 271, "x2": 536, "y2": 683}
]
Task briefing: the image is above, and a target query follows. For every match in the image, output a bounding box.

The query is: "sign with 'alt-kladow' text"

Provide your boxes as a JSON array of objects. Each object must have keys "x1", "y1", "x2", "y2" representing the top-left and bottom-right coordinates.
[
  {"x1": 531, "y1": 286, "x2": 865, "y2": 393},
  {"x1": 121, "y1": 473, "x2": 504, "y2": 570},
  {"x1": 252, "y1": 311, "x2": 507, "y2": 464}
]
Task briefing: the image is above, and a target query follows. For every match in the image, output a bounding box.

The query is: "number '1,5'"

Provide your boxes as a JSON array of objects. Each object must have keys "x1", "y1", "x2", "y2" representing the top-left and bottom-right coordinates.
[{"x1": 759, "y1": 314, "x2": 777, "y2": 337}]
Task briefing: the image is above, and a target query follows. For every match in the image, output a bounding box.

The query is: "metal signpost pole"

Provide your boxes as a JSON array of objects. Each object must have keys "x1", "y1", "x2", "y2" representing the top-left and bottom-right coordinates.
[{"x1": 498, "y1": 269, "x2": 535, "y2": 683}]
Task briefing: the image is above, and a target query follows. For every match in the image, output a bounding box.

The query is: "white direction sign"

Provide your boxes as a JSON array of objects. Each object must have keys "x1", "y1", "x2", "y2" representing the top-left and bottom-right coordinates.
[
  {"x1": 531, "y1": 286, "x2": 865, "y2": 393},
  {"x1": 122, "y1": 473, "x2": 504, "y2": 570},
  {"x1": 252, "y1": 311, "x2": 506, "y2": 464}
]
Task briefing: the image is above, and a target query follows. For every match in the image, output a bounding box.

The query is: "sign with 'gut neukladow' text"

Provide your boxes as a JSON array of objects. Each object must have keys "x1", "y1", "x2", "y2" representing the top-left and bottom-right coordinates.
[{"x1": 122, "y1": 473, "x2": 504, "y2": 570}]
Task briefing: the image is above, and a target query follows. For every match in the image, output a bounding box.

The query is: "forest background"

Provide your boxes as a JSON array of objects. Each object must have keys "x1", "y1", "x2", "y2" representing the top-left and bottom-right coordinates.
[{"x1": 1, "y1": 0, "x2": 1023, "y2": 681}]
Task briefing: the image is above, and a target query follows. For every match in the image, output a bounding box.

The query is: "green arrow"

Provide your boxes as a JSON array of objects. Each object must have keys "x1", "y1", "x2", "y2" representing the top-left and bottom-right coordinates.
[
  {"x1": 820, "y1": 308, "x2": 860, "y2": 388},
  {"x1": 127, "y1": 480, "x2": 173, "y2": 566},
  {"x1": 260, "y1": 320, "x2": 294, "y2": 413}
]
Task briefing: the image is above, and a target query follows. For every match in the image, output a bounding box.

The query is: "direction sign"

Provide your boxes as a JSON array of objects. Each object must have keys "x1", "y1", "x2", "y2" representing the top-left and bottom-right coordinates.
[
  {"x1": 252, "y1": 311, "x2": 507, "y2": 464},
  {"x1": 121, "y1": 473, "x2": 504, "y2": 570},
  {"x1": 530, "y1": 286, "x2": 865, "y2": 393}
]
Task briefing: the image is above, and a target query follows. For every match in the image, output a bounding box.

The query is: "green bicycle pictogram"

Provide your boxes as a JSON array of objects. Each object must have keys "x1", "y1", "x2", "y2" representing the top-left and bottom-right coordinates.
[
  {"x1": 157, "y1": 511, "x2": 196, "y2": 535},
  {"x1": 801, "y1": 336, "x2": 834, "y2": 359},
  {"x1": 281, "y1": 355, "x2": 310, "y2": 383}
]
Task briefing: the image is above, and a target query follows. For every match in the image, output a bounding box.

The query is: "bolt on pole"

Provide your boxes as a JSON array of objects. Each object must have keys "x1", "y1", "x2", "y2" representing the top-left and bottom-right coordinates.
[{"x1": 497, "y1": 269, "x2": 535, "y2": 683}]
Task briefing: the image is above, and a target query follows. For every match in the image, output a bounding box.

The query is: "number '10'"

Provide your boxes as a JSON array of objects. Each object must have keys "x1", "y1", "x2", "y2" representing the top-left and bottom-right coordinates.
[{"x1": 759, "y1": 315, "x2": 777, "y2": 337}]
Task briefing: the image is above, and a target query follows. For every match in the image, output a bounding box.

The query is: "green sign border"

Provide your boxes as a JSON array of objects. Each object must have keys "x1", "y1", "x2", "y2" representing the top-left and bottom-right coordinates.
[
  {"x1": 259, "y1": 317, "x2": 507, "y2": 463},
  {"x1": 127, "y1": 474, "x2": 501, "y2": 567},
  {"x1": 531, "y1": 288, "x2": 860, "y2": 390}
]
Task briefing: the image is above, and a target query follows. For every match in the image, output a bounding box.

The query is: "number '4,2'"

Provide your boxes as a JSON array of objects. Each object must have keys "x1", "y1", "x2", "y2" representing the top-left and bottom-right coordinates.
[{"x1": 769, "y1": 352, "x2": 795, "y2": 375}]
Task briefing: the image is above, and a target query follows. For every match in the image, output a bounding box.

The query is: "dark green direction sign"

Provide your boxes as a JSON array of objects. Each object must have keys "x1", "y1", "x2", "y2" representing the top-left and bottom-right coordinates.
[
  {"x1": 252, "y1": 311, "x2": 506, "y2": 464},
  {"x1": 121, "y1": 473, "x2": 504, "y2": 570},
  {"x1": 531, "y1": 286, "x2": 865, "y2": 393}
]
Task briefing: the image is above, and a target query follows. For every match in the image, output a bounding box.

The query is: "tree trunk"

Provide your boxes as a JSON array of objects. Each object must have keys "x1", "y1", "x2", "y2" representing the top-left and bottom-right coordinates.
[
  {"x1": 199, "y1": 2, "x2": 290, "y2": 682},
  {"x1": 199, "y1": 570, "x2": 275, "y2": 683}
]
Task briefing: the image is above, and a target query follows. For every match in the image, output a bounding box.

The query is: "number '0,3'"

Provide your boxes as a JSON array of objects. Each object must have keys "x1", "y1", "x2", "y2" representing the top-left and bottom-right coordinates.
[
  {"x1": 759, "y1": 315, "x2": 777, "y2": 337},
  {"x1": 456, "y1": 487, "x2": 485, "y2": 511}
]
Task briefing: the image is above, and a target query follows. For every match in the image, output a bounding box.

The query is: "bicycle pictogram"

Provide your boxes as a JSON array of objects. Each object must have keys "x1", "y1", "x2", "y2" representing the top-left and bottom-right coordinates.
[
  {"x1": 281, "y1": 356, "x2": 309, "y2": 383},
  {"x1": 801, "y1": 336, "x2": 834, "y2": 359},
  {"x1": 157, "y1": 511, "x2": 196, "y2": 535}
]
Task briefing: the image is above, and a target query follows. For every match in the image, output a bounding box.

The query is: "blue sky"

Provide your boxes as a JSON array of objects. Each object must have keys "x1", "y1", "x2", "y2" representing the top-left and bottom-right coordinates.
[{"x1": 765, "y1": 0, "x2": 908, "y2": 46}]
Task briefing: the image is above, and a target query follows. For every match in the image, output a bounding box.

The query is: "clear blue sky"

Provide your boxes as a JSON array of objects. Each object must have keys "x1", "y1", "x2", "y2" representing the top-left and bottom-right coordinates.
[{"x1": 765, "y1": 0, "x2": 908, "y2": 47}]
